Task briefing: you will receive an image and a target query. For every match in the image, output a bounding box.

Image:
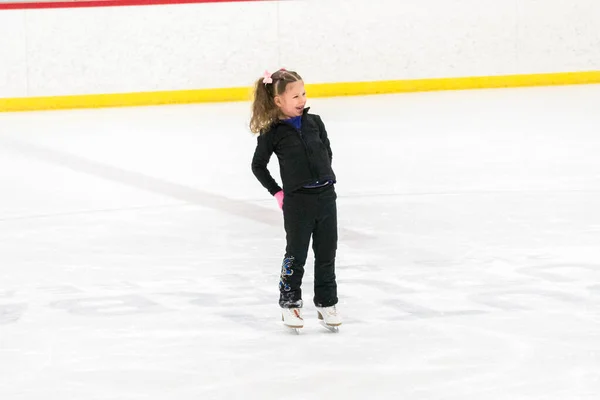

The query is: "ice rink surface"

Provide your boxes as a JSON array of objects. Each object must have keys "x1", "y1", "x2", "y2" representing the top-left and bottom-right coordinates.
[{"x1": 1, "y1": 85, "x2": 599, "y2": 399}]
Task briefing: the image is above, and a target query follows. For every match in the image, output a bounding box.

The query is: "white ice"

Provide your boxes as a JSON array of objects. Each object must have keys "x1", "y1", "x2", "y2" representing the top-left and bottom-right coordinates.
[{"x1": 1, "y1": 85, "x2": 599, "y2": 400}]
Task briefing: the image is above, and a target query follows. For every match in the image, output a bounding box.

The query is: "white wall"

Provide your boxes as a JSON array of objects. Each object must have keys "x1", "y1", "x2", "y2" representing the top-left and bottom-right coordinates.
[
  {"x1": 1, "y1": 0, "x2": 599, "y2": 98},
  {"x1": 0, "y1": 10, "x2": 28, "y2": 98}
]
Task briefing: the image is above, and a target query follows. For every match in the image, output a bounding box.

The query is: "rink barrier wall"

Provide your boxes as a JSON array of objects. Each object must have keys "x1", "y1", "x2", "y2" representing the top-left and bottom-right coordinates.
[
  {"x1": 3, "y1": 0, "x2": 600, "y2": 109},
  {"x1": 1, "y1": 71, "x2": 600, "y2": 112}
]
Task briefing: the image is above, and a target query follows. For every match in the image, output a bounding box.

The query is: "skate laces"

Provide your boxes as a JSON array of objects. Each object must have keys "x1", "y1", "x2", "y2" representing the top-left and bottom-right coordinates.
[
  {"x1": 323, "y1": 306, "x2": 337, "y2": 316},
  {"x1": 285, "y1": 308, "x2": 303, "y2": 320}
]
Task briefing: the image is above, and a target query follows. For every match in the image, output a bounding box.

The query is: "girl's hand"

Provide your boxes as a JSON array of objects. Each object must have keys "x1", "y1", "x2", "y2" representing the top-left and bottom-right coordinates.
[{"x1": 274, "y1": 190, "x2": 284, "y2": 210}]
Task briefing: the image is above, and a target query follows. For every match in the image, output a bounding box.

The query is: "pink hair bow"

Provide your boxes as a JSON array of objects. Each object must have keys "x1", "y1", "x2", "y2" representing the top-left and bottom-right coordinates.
[{"x1": 263, "y1": 70, "x2": 273, "y2": 85}]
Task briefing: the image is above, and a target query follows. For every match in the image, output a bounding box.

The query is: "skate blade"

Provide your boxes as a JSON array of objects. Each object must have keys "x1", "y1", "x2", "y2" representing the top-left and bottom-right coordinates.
[
  {"x1": 283, "y1": 324, "x2": 302, "y2": 334},
  {"x1": 284, "y1": 323, "x2": 303, "y2": 329},
  {"x1": 319, "y1": 320, "x2": 340, "y2": 333}
]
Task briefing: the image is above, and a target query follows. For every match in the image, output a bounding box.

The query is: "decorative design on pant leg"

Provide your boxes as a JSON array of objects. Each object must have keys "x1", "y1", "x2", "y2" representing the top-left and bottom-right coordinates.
[
  {"x1": 279, "y1": 280, "x2": 291, "y2": 292},
  {"x1": 279, "y1": 256, "x2": 294, "y2": 292},
  {"x1": 281, "y1": 257, "x2": 294, "y2": 277}
]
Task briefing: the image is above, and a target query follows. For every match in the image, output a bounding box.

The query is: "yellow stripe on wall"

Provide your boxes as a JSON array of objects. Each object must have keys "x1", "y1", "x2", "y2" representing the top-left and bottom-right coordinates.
[
  {"x1": 2, "y1": 71, "x2": 600, "y2": 112},
  {"x1": 0, "y1": 87, "x2": 254, "y2": 113},
  {"x1": 308, "y1": 70, "x2": 600, "y2": 97}
]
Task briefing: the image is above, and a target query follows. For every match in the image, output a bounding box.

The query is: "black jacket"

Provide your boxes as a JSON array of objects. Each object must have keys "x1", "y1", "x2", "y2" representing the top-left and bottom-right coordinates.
[{"x1": 251, "y1": 108, "x2": 336, "y2": 195}]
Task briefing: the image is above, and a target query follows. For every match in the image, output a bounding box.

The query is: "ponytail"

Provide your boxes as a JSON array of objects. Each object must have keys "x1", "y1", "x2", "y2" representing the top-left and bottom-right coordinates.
[{"x1": 249, "y1": 77, "x2": 281, "y2": 134}]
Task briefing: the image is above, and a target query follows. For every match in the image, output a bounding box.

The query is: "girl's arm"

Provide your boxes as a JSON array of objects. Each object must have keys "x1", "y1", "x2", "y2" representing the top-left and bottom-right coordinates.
[
  {"x1": 251, "y1": 134, "x2": 283, "y2": 195},
  {"x1": 316, "y1": 116, "x2": 333, "y2": 163}
]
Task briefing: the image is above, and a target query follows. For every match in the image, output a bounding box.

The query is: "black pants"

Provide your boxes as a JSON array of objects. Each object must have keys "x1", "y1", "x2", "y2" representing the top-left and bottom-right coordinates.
[{"x1": 279, "y1": 184, "x2": 338, "y2": 308}]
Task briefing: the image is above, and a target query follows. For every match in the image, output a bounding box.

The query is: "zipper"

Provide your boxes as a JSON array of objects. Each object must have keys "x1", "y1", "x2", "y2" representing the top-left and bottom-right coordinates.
[{"x1": 296, "y1": 126, "x2": 318, "y2": 181}]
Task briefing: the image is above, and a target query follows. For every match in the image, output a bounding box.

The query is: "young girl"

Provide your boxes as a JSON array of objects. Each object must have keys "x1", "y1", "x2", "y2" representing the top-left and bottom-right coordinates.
[{"x1": 250, "y1": 68, "x2": 342, "y2": 330}]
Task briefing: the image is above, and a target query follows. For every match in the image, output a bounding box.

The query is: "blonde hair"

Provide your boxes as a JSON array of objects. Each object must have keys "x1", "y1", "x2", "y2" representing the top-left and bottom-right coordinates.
[{"x1": 250, "y1": 69, "x2": 303, "y2": 134}]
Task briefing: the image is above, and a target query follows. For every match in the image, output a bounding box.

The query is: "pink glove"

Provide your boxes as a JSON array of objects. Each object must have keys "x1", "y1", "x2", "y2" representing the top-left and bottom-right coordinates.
[{"x1": 274, "y1": 190, "x2": 284, "y2": 210}]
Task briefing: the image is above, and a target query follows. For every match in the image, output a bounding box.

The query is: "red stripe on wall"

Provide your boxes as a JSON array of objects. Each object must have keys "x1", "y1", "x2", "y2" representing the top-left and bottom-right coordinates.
[{"x1": 0, "y1": 0, "x2": 269, "y2": 11}]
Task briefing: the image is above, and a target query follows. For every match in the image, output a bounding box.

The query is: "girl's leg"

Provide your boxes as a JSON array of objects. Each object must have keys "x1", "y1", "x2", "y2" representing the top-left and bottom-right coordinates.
[
  {"x1": 312, "y1": 186, "x2": 338, "y2": 307},
  {"x1": 280, "y1": 191, "x2": 317, "y2": 308}
]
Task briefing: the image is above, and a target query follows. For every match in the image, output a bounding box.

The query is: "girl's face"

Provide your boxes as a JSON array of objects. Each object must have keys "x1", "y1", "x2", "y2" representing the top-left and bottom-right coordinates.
[{"x1": 275, "y1": 80, "x2": 306, "y2": 119}]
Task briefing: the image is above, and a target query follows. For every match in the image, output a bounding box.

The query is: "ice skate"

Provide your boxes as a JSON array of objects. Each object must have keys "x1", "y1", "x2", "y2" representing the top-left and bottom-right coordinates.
[
  {"x1": 316, "y1": 305, "x2": 342, "y2": 332},
  {"x1": 281, "y1": 307, "x2": 304, "y2": 334}
]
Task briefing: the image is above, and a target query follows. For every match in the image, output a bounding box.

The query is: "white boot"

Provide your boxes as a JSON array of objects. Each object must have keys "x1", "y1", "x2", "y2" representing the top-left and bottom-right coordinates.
[
  {"x1": 316, "y1": 305, "x2": 342, "y2": 327},
  {"x1": 281, "y1": 308, "x2": 304, "y2": 328}
]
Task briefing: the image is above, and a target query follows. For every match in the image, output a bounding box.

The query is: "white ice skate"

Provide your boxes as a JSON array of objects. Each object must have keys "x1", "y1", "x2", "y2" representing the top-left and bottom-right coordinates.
[
  {"x1": 316, "y1": 305, "x2": 342, "y2": 332},
  {"x1": 281, "y1": 308, "x2": 304, "y2": 333}
]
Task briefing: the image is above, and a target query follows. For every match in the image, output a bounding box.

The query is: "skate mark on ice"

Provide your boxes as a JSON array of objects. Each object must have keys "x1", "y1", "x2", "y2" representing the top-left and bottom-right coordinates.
[
  {"x1": 219, "y1": 293, "x2": 275, "y2": 306},
  {"x1": 516, "y1": 263, "x2": 600, "y2": 283},
  {"x1": 0, "y1": 290, "x2": 15, "y2": 299},
  {"x1": 36, "y1": 285, "x2": 84, "y2": 295},
  {"x1": 220, "y1": 313, "x2": 275, "y2": 331},
  {"x1": 337, "y1": 278, "x2": 415, "y2": 294},
  {"x1": 588, "y1": 285, "x2": 600, "y2": 294},
  {"x1": 469, "y1": 288, "x2": 585, "y2": 311},
  {"x1": 388, "y1": 299, "x2": 487, "y2": 320},
  {"x1": 160, "y1": 290, "x2": 273, "y2": 308},
  {"x1": 50, "y1": 295, "x2": 168, "y2": 316},
  {"x1": 0, "y1": 203, "x2": 186, "y2": 223},
  {"x1": 89, "y1": 281, "x2": 142, "y2": 292},
  {"x1": 341, "y1": 263, "x2": 384, "y2": 273},
  {"x1": 210, "y1": 275, "x2": 275, "y2": 305},
  {"x1": 0, "y1": 303, "x2": 28, "y2": 325},
  {"x1": 0, "y1": 138, "x2": 370, "y2": 245},
  {"x1": 159, "y1": 292, "x2": 223, "y2": 307},
  {"x1": 339, "y1": 188, "x2": 600, "y2": 199}
]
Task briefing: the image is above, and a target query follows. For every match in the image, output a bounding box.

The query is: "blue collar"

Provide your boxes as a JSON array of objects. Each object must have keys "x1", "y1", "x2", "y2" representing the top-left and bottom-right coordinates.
[{"x1": 284, "y1": 115, "x2": 302, "y2": 130}]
